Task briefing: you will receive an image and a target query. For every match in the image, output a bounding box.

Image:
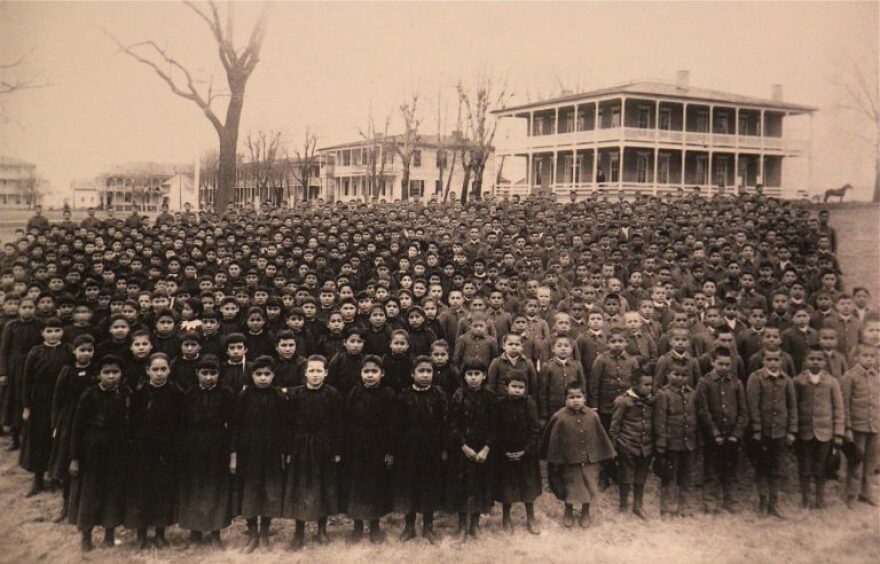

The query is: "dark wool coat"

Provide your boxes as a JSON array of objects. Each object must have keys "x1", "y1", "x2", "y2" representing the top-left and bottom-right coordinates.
[
  {"x1": 610, "y1": 389, "x2": 655, "y2": 457},
  {"x1": 492, "y1": 395, "x2": 542, "y2": 503},
  {"x1": 272, "y1": 355, "x2": 306, "y2": 389},
  {"x1": 124, "y1": 381, "x2": 185, "y2": 529},
  {"x1": 364, "y1": 325, "x2": 392, "y2": 357},
  {"x1": 68, "y1": 385, "x2": 129, "y2": 530},
  {"x1": 342, "y1": 383, "x2": 397, "y2": 519},
  {"x1": 282, "y1": 384, "x2": 342, "y2": 520},
  {"x1": 327, "y1": 351, "x2": 364, "y2": 399},
  {"x1": 382, "y1": 352, "x2": 412, "y2": 393},
  {"x1": 407, "y1": 326, "x2": 438, "y2": 358},
  {"x1": 0, "y1": 317, "x2": 44, "y2": 428},
  {"x1": 446, "y1": 386, "x2": 496, "y2": 514},
  {"x1": 170, "y1": 355, "x2": 200, "y2": 392},
  {"x1": 233, "y1": 386, "x2": 288, "y2": 519},
  {"x1": 393, "y1": 386, "x2": 448, "y2": 513},
  {"x1": 221, "y1": 361, "x2": 249, "y2": 393},
  {"x1": 539, "y1": 406, "x2": 616, "y2": 464},
  {"x1": 433, "y1": 363, "x2": 461, "y2": 404},
  {"x1": 178, "y1": 384, "x2": 235, "y2": 532},
  {"x1": 48, "y1": 363, "x2": 97, "y2": 481},
  {"x1": 20, "y1": 343, "x2": 72, "y2": 473}
]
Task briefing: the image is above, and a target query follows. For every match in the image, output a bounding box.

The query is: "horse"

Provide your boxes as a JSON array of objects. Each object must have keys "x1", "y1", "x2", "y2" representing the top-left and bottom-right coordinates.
[{"x1": 823, "y1": 184, "x2": 853, "y2": 203}]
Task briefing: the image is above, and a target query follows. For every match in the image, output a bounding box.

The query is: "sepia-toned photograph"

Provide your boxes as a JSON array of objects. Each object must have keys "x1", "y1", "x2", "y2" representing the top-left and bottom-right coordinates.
[{"x1": 0, "y1": 1, "x2": 878, "y2": 562}]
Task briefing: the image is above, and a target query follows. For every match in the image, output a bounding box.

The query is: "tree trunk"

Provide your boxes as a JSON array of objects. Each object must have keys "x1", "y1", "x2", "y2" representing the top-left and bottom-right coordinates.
[
  {"x1": 472, "y1": 161, "x2": 486, "y2": 200},
  {"x1": 401, "y1": 167, "x2": 410, "y2": 201},
  {"x1": 460, "y1": 165, "x2": 471, "y2": 203},
  {"x1": 217, "y1": 129, "x2": 237, "y2": 213}
]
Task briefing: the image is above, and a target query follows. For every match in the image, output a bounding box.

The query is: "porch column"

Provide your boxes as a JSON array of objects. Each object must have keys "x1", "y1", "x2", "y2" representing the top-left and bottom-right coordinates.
[
  {"x1": 526, "y1": 153, "x2": 532, "y2": 192},
  {"x1": 653, "y1": 148, "x2": 659, "y2": 196},
  {"x1": 554, "y1": 107, "x2": 559, "y2": 135},
  {"x1": 681, "y1": 150, "x2": 687, "y2": 188},
  {"x1": 655, "y1": 100, "x2": 660, "y2": 130},
  {"x1": 592, "y1": 148, "x2": 598, "y2": 189},
  {"x1": 572, "y1": 149, "x2": 578, "y2": 187},
  {"x1": 595, "y1": 103, "x2": 599, "y2": 130},
  {"x1": 734, "y1": 153, "x2": 740, "y2": 190},
  {"x1": 618, "y1": 146, "x2": 624, "y2": 189},
  {"x1": 758, "y1": 152, "x2": 764, "y2": 186},
  {"x1": 552, "y1": 151, "x2": 557, "y2": 192},
  {"x1": 529, "y1": 111, "x2": 535, "y2": 137},
  {"x1": 708, "y1": 152, "x2": 713, "y2": 196}
]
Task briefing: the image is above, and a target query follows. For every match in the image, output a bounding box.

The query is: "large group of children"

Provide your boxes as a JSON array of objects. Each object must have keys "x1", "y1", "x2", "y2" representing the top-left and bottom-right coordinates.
[{"x1": 0, "y1": 192, "x2": 877, "y2": 553}]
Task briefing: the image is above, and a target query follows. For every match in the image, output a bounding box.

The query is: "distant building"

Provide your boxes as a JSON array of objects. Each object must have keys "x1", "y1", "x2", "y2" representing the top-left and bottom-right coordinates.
[
  {"x1": 318, "y1": 134, "x2": 495, "y2": 202},
  {"x1": 96, "y1": 162, "x2": 195, "y2": 212},
  {"x1": 492, "y1": 71, "x2": 815, "y2": 199},
  {"x1": 0, "y1": 155, "x2": 41, "y2": 209},
  {"x1": 70, "y1": 179, "x2": 99, "y2": 209}
]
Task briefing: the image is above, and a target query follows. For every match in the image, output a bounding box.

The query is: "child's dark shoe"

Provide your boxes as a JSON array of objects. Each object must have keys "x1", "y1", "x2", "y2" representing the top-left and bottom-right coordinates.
[{"x1": 399, "y1": 527, "x2": 416, "y2": 542}]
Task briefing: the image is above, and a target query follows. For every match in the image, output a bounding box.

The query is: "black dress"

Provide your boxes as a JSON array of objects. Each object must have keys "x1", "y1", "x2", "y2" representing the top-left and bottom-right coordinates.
[
  {"x1": 124, "y1": 381, "x2": 184, "y2": 529},
  {"x1": 48, "y1": 363, "x2": 98, "y2": 481},
  {"x1": 234, "y1": 386, "x2": 287, "y2": 518},
  {"x1": 170, "y1": 355, "x2": 200, "y2": 392},
  {"x1": 68, "y1": 385, "x2": 129, "y2": 530},
  {"x1": 342, "y1": 383, "x2": 396, "y2": 520},
  {"x1": 178, "y1": 384, "x2": 235, "y2": 532},
  {"x1": 327, "y1": 352, "x2": 363, "y2": 400},
  {"x1": 282, "y1": 384, "x2": 342, "y2": 521},
  {"x1": 446, "y1": 386, "x2": 496, "y2": 514},
  {"x1": 0, "y1": 317, "x2": 44, "y2": 429},
  {"x1": 492, "y1": 395, "x2": 543, "y2": 503},
  {"x1": 20, "y1": 343, "x2": 72, "y2": 474},
  {"x1": 382, "y1": 353, "x2": 412, "y2": 393},
  {"x1": 392, "y1": 385, "x2": 448, "y2": 513}
]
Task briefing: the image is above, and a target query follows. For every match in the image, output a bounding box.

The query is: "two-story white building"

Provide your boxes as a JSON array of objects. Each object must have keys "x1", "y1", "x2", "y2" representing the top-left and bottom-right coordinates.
[{"x1": 492, "y1": 71, "x2": 815, "y2": 199}]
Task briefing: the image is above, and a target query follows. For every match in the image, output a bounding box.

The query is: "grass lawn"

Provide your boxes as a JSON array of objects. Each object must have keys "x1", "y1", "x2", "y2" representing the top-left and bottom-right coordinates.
[{"x1": 0, "y1": 203, "x2": 877, "y2": 563}]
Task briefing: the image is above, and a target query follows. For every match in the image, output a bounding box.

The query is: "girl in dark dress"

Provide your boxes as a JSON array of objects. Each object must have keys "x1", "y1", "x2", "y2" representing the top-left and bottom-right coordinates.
[
  {"x1": 124, "y1": 353, "x2": 184, "y2": 550},
  {"x1": 343, "y1": 355, "x2": 396, "y2": 543},
  {"x1": 446, "y1": 360, "x2": 496, "y2": 541},
  {"x1": 272, "y1": 329, "x2": 306, "y2": 390},
  {"x1": 326, "y1": 327, "x2": 365, "y2": 399},
  {"x1": 20, "y1": 317, "x2": 72, "y2": 496},
  {"x1": 178, "y1": 354, "x2": 235, "y2": 548},
  {"x1": 68, "y1": 355, "x2": 129, "y2": 552},
  {"x1": 382, "y1": 329, "x2": 413, "y2": 392},
  {"x1": 284, "y1": 355, "x2": 343, "y2": 550},
  {"x1": 94, "y1": 315, "x2": 130, "y2": 365},
  {"x1": 493, "y1": 371, "x2": 543, "y2": 535},
  {"x1": 232, "y1": 355, "x2": 287, "y2": 553},
  {"x1": 0, "y1": 297, "x2": 44, "y2": 451},
  {"x1": 49, "y1": 334, "x2": 97, "y2": 523},
  {"x1": 393, "y1": 355, "x2": 447, "y2": 544}
]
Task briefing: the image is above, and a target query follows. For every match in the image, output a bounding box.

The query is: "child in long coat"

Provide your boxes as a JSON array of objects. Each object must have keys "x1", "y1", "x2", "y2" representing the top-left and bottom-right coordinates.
[
  {"x1": 393, "y1": 355, "x2": 448, "y2": 544},
  {"x1": 232, "y1": 355, "x2": 288, "y2": 553},
  {"x1": 124, "y1": 353, "x2": 184, "y2": 550},
  {"x1": 0, "y1": 297, "x2": 44, "y2": 451},
  {"x1": 20, "y1": 317, "x2": 71, "y2": 496},
  {"x1": 68, "y1": 355, "x2": 129, "y2": 552},
  {"x1": 493, "y1": 371, "x2": 543, "y2": 535},
  {"x1": 447, "y1": 360, "x2": 496, "y2": 541},
  {"x1": 342, "y1": 355, "x2": 396, "y2": 543},
  {"x1": 178, "y1": 355, "x2": 235, "y2": 547},
  {"x1": 49, "y1": 334, "x2": 97, "y2": 523},
  {"x1": 540, "y1": 383, "x2": 616, "y2": 528},
  {"x1": 283, "y1": 355, "x2": 343, "y2": 550}
]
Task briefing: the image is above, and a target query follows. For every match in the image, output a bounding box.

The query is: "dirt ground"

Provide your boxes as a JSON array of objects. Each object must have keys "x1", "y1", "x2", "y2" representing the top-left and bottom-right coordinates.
[{"x1": 0, "y1": 203, "x2": 877, "y2": 563}]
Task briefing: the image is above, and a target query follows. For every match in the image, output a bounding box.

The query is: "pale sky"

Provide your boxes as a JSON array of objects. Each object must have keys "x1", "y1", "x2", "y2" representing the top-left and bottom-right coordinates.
[{"x1": 1, "y1": 1, "x2": 878, "y2": 203}]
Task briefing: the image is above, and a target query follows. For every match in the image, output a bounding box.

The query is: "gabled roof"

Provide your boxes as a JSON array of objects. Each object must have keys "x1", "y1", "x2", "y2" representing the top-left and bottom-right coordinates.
[
  {"x1": 493, "y1": 80, "x2": 817, "y2": 115},
  {"x1": 318, "y1": 133, "x2": 466, "y2": 152}
]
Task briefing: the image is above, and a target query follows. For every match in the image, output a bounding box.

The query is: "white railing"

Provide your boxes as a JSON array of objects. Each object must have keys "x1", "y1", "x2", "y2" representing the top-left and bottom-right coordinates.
[
  {"x1": 685, "y1": 132, "x2": 711, "y2": 146},
  {"x1": 623, "y1": 127, "x2": 657, "y2": 142},
  {"x1": 657, "y1": 130, "x2": 684, "y2": 143},
  {"x1": 713, "y1": 133, "x2": 737, "y2": 147}
]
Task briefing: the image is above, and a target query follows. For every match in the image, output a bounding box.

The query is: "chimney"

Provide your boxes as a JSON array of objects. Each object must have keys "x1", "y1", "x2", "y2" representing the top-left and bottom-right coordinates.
[
  {"x1": 771, "y1": 84, "x2": 783, "y2": 102},
  {"x1": 676, "y1": 70, "x2": 690, "y2": 89}
]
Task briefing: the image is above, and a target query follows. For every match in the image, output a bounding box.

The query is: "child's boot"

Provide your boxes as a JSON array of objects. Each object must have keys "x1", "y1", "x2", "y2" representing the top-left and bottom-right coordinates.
[
  {"x1": 456, "y1": 512, "x2": 468, "y2": 542},
  {"x1": 349, "y1": 519, "x2": 364, "y2": 543},
  {"x1": 290, "y1": 520, "x2": 305, "y2": 551},
  {"x1": 815, "y1": 479, "x2": 826, "y2": 509},
  {"x1": 208, "y1": 530, "x2": 223, "y2": 549},
  {"x1": 80, "y1": 528, "x2": 94, "y2": 552},
  {"x1": 799, "y1": 478, "x2": 811, "y2": 508},
  {"x1": 246, "y1": 517, "x2": 258, "y2": 538},
  {"x1": 632, "y1": 484, "x2": 648, "y2": 520},
  {"x1": 468, "y1": 513, "x2": 481, "y2": 539},
  {"x1": 102, "y1": 527, "x2": 115, "y2": 548},
  {"x1": 399, "y1": 513, "x2": 416, "y2": 542},
  {"x1": 154, "y1": 527, "x2": 169, "y2": 549},
  {"x1": 369, "y1": 519, "x2": 384, "y2": 544},
  {"x1": 136, "y1": 528, "x2": 149, "y2": 551},
  {"x1": 7, "y1": 430, "x2": 19, "y2": 451},
  {"x1": 501, "y1": 503, "x2": 513, "y2": 534},
  {"x1": 184, "y1": 530, "x2": 202, "y2": 549},
  {"x1": 563, "y1": 503, "x2": 575, "y2": 528},
  {"x1": 258, "y1": 518, "x2": 271, "y2": 549},
  {"x1": 525, "y1": 503, "x2": 541, "y2": 534},
  {"x1": 579, "y1": 504, "x2": 591, "y2": 528},
  {"x1": 678, "y1": 487, "x2": 693, "y2": 517},
  {"x1": 54, "y1": 496, "x2": 69, "y2": 523},
  {"x1": 25, "y1": 473, "x2": 44, "y2": 497},
  {"x1": 316, "y1": 517, "x2": 330, "y2": 545},
  {"x1": 618, "y1": 483, "x2": 631, "y2": 512},
  {"x1": 422, "y1": 512, "x2": 438, "y2": 545},
  {"x1": 721, "y1": 483, "x2": 737, "y2": 514},
  {"x1": 768, "y1": 483, "x2": 786, "y2": 520}
]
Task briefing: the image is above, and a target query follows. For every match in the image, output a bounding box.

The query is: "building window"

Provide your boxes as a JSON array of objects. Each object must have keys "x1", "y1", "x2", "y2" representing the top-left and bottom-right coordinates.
[
  {"x1": 716, "y1": 112, "x2": 729, "y2": 134},
  {"x1": 609, "y1": 153, "x2": 620, "y2": 182},
  {"x1": 659, "y1": 108, "x2": 672, "y2": 130},
  {"x1": 610, "y1": 108, "x2": 621, "y2": 128},
  {"x1": 696, "y1": 111, "x2": 709, "y2": 132},
  {"x1": 638, "y1": 106, "x2": 651, "y2": 129},
  {"x1": 413, "y1": 150, "x2": 422, "y2": 167},
  {"x1": 436, "y1": 150, "x2": 447, "y2": 168},
  {"x1": 637, "y1": 153, "x2": 650, "y2": 183},
  {"x1": 658, "y1": 153, "x2": 671, "y2": 184},
  {"x1": 408, "y1": 179, "x2": 424, "y2": 197},
  {"x1": 534, "y1": 116, "x2": 544, "y2": 136},
  {"x1": 435, "y1": 179, "x2": 442, "y2": 194}
]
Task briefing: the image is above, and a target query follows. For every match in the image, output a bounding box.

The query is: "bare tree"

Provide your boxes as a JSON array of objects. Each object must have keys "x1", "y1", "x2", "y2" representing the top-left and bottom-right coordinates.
[
  {"x1": 244, "y1": 129, "x2": 284, "y2": 205},
  {"x1": 394, "y1": 94, "x2": 421, "y2": 200},
  {"x1": 456, "y1": 76, "x2": 510, "y2": 202},
  {"x1": 359, "y1": 114, "x2": 391, "y2": 200},
  {"x1": 832, "y1": 58, "x2": 880, "y2": 202},
  {"x1": 199, "y1": 149, "x2": 220, "y2": 209},
  {"x1": 106, "y1": 1, "x2": 270, "y2": 213},
  {"x1": 433, "y1": 89, "x2": 460, "y2": 202},
  {"x1": 288, "y1": 127, "x2": 320, "y2": 203},
  {"x1": 0, "y1": 49, "x2": 50, "y2": 121}
]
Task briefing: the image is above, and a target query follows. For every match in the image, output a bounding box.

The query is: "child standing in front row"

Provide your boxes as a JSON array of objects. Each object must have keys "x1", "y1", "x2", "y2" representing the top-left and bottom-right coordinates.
[
  {"x1": 393, "y1": 356, "x2": 447, "y2": 544},
  {"x1": 232, "y1": 356, "x2": 287, "y2": 553},
  {"x1": 540, "y1": 383, "x2": 616, "y2": 529},
  {"x1": 284, "y1": 355, "x2": 342, "y2": 550},
  {"x1": 610, "y1": 371, "x2": 654, "y2": 519},
  {"x1": 343, "y1": 356, "x2": 396, "y2": 543},
  {"x1": 68, "y1": 355, "x2": 129, "y2": 552},
  {"x1": 841, "y1": 342, "x2": 880, "y2": 508},
  {"x1": 494, "y1": 371, "x2": 543, "y2": 534},
  {"x1": 654, "y1": 363, "x2": 698, "y2": 518},
  {"x1": 447, "y1": 360, "x2": 496, "y2": 541}
]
